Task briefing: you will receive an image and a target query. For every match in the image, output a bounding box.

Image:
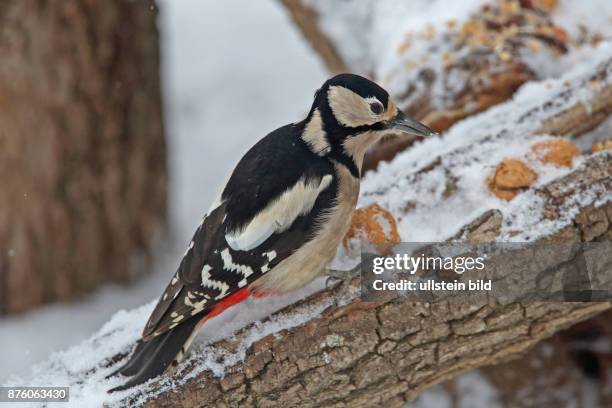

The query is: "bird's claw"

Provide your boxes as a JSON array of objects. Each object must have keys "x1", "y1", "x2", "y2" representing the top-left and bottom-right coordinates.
[
  {"x1": 324, "y1": 273, "x2": 342, "y2": 290},
  {"x1": 325, "y1": 265, "x2": 361, "y2": 305}
]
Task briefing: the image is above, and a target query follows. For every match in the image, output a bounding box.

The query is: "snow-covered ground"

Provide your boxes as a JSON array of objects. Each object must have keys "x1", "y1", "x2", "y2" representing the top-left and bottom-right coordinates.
[{"x1": 0, "y1": 0, "x2": 326, "y2": 384}]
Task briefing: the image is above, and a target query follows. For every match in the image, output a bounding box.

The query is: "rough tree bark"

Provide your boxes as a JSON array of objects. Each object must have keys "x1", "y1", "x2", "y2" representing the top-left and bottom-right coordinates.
[
  {"x1": 454, "y1": 308, "x2": 612, "y2": 407},
  {"x1": 0, "y1": 0, "x2": 166, "y2": 314},
  {"x1": 129, "y1": 155, "x2": 611, "y2": 408},
  {"x1": 119, "y1": 57, "x2": 612, "y2": 408}
]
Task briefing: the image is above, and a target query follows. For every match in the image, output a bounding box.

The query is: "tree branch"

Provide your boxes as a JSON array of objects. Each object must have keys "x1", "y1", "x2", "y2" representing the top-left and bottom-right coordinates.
[
  {"x1": 278, "y1": 0, "x2": 348, "y2": 74},
  {"x1": 122, "y1": 151, "x2": 611, "y2": 407}
]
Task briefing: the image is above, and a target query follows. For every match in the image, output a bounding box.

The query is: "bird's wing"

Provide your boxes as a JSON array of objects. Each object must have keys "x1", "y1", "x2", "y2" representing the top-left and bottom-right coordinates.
[
  {"x1": 142, "y1": 171, "x2": 335, "y2": 340},
  {"x1": 224, "y1": 174, "x2": 333, "y2": 251}
]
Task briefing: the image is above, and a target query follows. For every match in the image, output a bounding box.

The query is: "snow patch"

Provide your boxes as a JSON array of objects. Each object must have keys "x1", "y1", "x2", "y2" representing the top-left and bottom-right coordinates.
[
  {"x1": 359, "y1": 50, "x2": 612, "y2": 245},
  {"x1": 2, "y1": 278, "x2": 336, "y2": 407}
]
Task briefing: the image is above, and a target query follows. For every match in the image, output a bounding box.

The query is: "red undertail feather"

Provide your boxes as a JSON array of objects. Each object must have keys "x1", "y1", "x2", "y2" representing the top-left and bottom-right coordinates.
[{"x1": 198, "y1": 288, "x2": 252, "y2": 325}]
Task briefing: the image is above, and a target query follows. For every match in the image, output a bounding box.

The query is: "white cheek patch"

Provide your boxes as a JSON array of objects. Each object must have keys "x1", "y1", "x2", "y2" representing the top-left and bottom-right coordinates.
[
  {"x1": 225, "y1": 175, "x2": 333, "y2": 251},
  {"x1": 328, "y1": 86, "x2": 379, "y2": 127}
]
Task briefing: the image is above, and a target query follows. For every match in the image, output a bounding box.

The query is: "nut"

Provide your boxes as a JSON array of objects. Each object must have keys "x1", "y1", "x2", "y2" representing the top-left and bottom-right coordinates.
[
  {"x1": 487, "y1": 182, "x2": 519, "y2": 201},
  {"x1": 531, "y1": 139, "x2": 579, "y2": 167},
  {"x1": 343, "y1": 204, "x2": 400, "y2": 250},
  {"x1": 493, "y1": 159, "x2": 537, "y2": 189},
  {"x1": 487, "y1": 159, "x2": 537, "y2": 201}
]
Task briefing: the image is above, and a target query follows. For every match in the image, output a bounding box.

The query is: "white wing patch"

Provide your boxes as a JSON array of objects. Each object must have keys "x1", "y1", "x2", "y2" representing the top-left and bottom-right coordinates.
[
  {"x1": 225, "y1": 175, "x2": 333, "y2": 251},
  {"x1": 264, "y1": 250, "x2": 277, "y2": 261},
  {"x1": 200, "y1": 264, "x2": 229, "y2": 301},
  {"x1": 220, "y1": 248, "x2": 254, "y2": 278}
]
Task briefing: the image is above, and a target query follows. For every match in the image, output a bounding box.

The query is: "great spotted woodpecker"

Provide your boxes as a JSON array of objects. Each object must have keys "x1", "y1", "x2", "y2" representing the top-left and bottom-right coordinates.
[{"x1": 108, "y1": 73, "x2": 434, "y2": 391}]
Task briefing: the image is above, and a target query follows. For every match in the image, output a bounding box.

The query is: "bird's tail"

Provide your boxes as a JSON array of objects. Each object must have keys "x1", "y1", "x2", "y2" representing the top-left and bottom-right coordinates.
[{"x1": 107, "y1": 314, "x2": 201, "y2": 392}]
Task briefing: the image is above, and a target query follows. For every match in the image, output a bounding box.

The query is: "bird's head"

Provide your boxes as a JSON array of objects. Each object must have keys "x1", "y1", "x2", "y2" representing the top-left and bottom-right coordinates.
[{"x1": 301, "y1": 73, "x2": 436, "y2": 174}]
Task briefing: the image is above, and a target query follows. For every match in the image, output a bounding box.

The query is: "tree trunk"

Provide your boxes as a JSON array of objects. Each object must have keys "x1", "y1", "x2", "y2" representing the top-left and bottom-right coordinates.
[{"x1": 0, "y1": 0, "x2": 166, "y2": 314}]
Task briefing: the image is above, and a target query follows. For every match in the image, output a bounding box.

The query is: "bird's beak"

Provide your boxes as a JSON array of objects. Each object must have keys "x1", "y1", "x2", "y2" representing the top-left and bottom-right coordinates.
[{"x1": 388, "y1": 110, "x2": 437, "y2": 138}]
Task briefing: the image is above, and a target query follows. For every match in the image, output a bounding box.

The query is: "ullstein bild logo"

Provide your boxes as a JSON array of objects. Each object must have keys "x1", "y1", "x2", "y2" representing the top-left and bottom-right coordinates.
[{"x1": 360, "y1": 242, "x2": 612, "y2": 304}]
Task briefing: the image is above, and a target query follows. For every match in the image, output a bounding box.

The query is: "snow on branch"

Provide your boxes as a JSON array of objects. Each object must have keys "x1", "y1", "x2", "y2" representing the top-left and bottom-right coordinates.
[
  {"x1": 356, "y1": 54, "x2": 612, "y2": 245},
  {"x1": 131, "y1": 155, "x2": 611, "y2": 408}
]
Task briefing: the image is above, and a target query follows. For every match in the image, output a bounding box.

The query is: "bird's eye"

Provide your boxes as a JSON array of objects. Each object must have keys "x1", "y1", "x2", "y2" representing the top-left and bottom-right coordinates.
[{"x1": 369, "y1": 101, "x2": 384, "y2": 115}]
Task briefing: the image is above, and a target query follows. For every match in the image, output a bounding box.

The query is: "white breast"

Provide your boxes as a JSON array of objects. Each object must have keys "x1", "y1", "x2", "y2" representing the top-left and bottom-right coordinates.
[{"x1": 251, "y1": 163, "x2": 359, "y2": 293}]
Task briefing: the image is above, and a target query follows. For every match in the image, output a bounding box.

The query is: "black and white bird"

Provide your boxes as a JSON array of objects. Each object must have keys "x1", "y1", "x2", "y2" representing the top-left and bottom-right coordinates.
[{"x1": 108, "y1": 73, "x2": 435, "y2": 391}]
